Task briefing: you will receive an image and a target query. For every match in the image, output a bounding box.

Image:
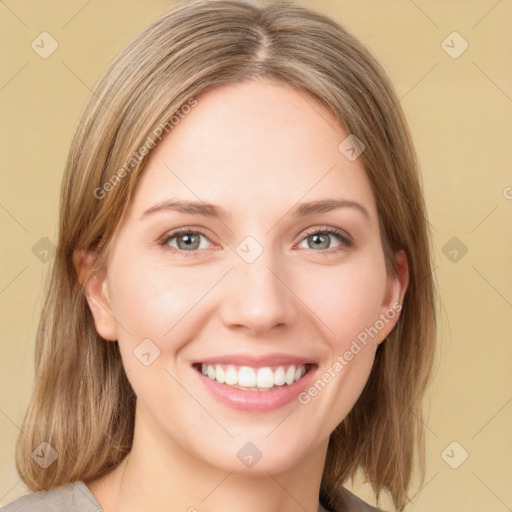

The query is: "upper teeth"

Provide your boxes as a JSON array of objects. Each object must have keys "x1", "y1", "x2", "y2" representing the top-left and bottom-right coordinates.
[{"x1": 200, "y1": 364, "x2": 307, "y2": 389}]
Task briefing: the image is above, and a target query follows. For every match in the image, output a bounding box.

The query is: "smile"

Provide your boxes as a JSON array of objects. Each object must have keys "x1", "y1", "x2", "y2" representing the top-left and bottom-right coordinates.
[
  {"x1": 192, "y1": 358, "x2": 318, "y2": 412},
  {"x1": 193, "y1": 363, "x2": 311, "y2": 391}
]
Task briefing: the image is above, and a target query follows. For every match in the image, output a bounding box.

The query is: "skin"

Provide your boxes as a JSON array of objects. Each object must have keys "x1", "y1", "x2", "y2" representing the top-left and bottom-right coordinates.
[{"x1": 78, "y1": 79, "x2": 408, "y2": 512}]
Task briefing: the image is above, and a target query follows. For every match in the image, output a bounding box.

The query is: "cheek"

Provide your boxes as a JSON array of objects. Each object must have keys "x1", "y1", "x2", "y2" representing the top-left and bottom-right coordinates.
[
  {"x1": 108, "y1": 255, "x2": 216, "y2": 349},
  {"x1": 294, "y1": 263, "x2": 386, "y2": 428},
  {"x1": 295, "y1": 259, "x2": 387, "y2": 350},
  {"x1": 106, "y1": 257, "x2": 210, "y2": 402}
]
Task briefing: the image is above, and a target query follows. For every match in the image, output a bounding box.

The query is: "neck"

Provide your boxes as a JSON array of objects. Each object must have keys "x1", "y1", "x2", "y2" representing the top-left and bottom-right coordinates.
[{"x1": 87, "y1": 403, "x2": 329, "y2": 512}]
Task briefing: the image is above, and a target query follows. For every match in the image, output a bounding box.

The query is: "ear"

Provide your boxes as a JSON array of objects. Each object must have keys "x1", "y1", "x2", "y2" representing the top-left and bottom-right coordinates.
[
  {"x1": 73, "y1": 249, "x2": 118, "y2": 341},
  {"x1": 376, "y1": 249, "x2": 409, "y2": 345}
]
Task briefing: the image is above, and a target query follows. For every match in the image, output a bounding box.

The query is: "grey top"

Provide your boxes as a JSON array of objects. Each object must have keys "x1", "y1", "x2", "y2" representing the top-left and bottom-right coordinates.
[
  {"x1": 1, "y1": 482, "x2": 101, "y2": 512},
  {"x1": 2, "y1": 480, "x2": 382, "y2": 512}
]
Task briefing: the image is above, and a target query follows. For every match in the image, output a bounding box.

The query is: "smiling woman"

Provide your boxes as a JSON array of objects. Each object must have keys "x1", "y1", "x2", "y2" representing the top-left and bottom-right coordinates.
[{"x1": 5, "y1": 1, "x2": 437, "y2": 512}]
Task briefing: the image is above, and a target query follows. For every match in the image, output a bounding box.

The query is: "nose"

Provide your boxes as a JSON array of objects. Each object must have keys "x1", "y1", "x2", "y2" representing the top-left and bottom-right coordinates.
[{"x1": 219, "y1": 252, "x2": 299, "y2": 335}]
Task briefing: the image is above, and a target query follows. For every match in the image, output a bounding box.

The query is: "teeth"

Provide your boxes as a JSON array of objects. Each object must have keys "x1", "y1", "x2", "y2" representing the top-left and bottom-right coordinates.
[
  {"x1": 238, "y1": 366, "x2": 256, "y2": 387},
  {"x1": 285, "y1": 365, "x2": 296, "y2": 385},
  {"x1": 273, "y1": 366, "x2": 286, "y2": 386},
  {"x1": 225, "y1": 365, "x2": 237, "y2": 385},
  {"x1": 215, "y1": 365, "x2": 225, "y2": 384},
  {"x1": 256, "y1": 367, "x2": 274, "y2": 388},
  {"x1": 198, "y1": 363, "x2": 308, "y2": 390}
]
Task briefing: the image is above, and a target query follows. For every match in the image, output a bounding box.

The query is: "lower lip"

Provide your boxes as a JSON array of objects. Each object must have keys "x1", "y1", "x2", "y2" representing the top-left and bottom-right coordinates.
[{"x1": 193, "y1": 365, "x2": 317, "y2": 412}]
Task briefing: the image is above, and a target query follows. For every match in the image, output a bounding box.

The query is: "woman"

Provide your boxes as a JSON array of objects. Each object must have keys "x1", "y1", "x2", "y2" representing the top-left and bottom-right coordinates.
[{"x1": 5, "y1": 1, "x2": 437, "y2": 511}]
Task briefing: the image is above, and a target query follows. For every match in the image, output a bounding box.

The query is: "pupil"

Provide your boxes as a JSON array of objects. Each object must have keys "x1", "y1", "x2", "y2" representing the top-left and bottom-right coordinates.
[
  {"x1": 179, "y1": 234, "x2": 199, "y2": 250},
  {"x1": 311, "y1": 233, "x2": 328, "y2": 249}
]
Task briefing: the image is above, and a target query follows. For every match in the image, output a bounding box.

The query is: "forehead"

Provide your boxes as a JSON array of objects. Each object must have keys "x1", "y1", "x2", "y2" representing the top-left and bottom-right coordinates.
[{"x1": 128, "y1": 80, "x2": 377, "y2": 222}]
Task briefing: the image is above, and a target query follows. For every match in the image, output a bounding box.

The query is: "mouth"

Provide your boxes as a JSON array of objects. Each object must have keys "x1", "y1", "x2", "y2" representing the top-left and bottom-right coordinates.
[{"x1": 192, "y1": 362, "x2": 316, "y2": 392}]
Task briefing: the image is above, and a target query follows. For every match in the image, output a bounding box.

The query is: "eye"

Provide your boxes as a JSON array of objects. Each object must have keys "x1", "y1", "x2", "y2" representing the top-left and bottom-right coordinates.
[
  {"x1": 297, "y1": 227, "x2": 353, "y2": 252},
  {"x1": 159, "y1": 226, "x2": 353, "y2": 256},
  {"x1": 159, "y1": 228, "x2": 214, "y2": 255}
]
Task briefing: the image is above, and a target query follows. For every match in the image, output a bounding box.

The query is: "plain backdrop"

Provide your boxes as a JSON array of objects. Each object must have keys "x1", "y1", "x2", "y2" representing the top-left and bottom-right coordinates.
[{"x1": 1, "y1": 1, "x2": 511, "y2": 510}]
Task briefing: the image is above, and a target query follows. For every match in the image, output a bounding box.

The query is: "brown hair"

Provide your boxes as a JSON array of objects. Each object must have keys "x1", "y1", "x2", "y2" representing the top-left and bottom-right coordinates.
[{"x1": 15, "y1": 1, "x2": 437, "y2": 510}]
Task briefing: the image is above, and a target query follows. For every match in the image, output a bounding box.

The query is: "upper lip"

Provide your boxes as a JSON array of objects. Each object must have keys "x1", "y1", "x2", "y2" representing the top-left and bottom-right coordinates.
[{"x1": 192, "y1": 353, "x2": 317, "y2": 368}]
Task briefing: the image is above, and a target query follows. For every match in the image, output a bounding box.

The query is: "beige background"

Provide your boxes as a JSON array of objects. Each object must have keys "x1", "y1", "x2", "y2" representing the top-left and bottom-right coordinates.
[{"x1": 1, "y1": 0, "x2": 511, "y2": 510}]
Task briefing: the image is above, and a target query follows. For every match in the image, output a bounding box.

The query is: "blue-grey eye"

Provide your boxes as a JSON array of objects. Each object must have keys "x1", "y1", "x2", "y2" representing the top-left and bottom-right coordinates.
[
  {"x1": 298, "y1": 229, "x2": 347, "y2": 251},
  {"x1": 165, "y1": 231, "x2": 210, "y2": 251}
]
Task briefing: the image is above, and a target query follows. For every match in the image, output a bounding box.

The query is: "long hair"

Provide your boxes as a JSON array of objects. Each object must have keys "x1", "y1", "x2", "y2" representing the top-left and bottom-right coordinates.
[{"x1": 15, "y1": 1, "x2": 437, "y2": 510}]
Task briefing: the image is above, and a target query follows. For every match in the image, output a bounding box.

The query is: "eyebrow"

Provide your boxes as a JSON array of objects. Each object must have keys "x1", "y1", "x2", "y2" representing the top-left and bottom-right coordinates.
[{"x1": 139, "y1": 198, "x2": 370, "y2": 221}]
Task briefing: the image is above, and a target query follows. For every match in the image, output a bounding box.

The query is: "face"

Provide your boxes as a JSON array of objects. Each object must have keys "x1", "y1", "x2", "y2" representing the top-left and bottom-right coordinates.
[{"x1": 81, "y1": 79, "x2": 407, "y2": 475}]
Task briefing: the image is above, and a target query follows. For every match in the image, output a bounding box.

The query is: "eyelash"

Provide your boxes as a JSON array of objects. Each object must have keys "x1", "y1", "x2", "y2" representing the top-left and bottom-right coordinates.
[
  {"x1": 158, "y1": 226, "x2": 353, "y2": 257},
  {"x1": 300, "y1": 227, "x2": 353, "y2": 252}
]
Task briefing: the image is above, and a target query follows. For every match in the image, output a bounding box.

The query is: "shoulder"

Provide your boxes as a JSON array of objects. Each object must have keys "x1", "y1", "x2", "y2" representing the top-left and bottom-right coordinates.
[
  {"x1": 321, "y1": 486, "x2": 384, "y2": 512},
  {"x1": 2, "y1": 481, "x2": 103, "y2": 512},
  {"x1": 342, "y1": 487, "x2": 383, "y2": 511}
]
